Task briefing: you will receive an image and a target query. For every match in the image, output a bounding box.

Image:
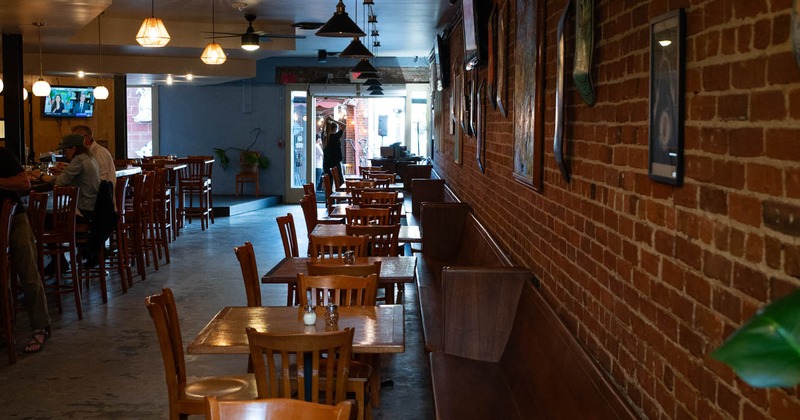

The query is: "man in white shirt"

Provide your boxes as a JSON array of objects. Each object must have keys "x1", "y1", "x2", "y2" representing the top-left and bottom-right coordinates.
[{"x1": 72, "y1": 125, "x2": 115, "y2": 191}]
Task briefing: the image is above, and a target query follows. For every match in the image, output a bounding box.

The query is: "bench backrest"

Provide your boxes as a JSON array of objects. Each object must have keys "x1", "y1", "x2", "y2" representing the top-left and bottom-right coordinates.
[
  {"x1": 442, "y1": 268, "x2": 530, "y2": 362},
  {"x1": 500, "y1": 281, "x2": 638, "y2": 419},
  {"x1": 411, "y1": 178, "x2": 446, "y2": 217}
]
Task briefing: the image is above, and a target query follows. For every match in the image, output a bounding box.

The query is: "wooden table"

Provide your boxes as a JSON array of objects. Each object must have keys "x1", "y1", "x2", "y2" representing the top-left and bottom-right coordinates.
[
  {"x1": 311, "y1": 224, "x2": 421, "y2": 243},
  {"x1": 328, "y1": 204, "x2": 406, "y2": 219},
  {"x1": 188, "y1": 305, "x2": 404, "y2": 355},
  {"x1": 262, "y1": 256, "x2": 417, "y2": 304},
  {"x1": 338, "y1": 182, "x2": 404, "y2": 191},
  {"x1": 187, "y1": 305, "x2": 405, "y2": 408},
  {"x1": 330, "y1": 191, "x2": 404, "y2": 201},
  {"x1": 114, "y1": 166, "x2": 142, "y2": 177}
]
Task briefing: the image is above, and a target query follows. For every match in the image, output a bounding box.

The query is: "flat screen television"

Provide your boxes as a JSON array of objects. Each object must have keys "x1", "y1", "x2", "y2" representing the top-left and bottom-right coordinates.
[
  {"x1": 42, "y1": 86, "x2": 95, "y2": 118},
  {"x1": 435, "y1": 34, "x2": 451, "y2": 90}
]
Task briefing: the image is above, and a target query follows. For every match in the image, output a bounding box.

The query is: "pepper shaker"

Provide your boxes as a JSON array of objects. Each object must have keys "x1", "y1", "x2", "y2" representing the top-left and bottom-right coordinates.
[
  {"x1": 325, "y1": 303, "x2": 339, "y2": 326},
  {"x1": 343, "y1": 250, "x2": 355, "y2": 265}
]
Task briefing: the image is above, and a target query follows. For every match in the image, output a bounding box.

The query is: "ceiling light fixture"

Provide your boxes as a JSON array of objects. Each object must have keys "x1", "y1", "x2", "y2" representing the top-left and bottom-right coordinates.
[
  {"x1": 316, "y1": 0, "x2": 366, "y2": 37},
  {"x1": 369, "y1": 90, "x2": 384, "y2": 96},
  {"x1": 368, "y1": 14, "x2": 377, "y2": 23},
  {"x1": 364, "y1": 78, "x2": 381, "y2": 86},
  {"x1": 201, "y1": 0, "x2": 227, "y2": 65},
  {"x1": 94, "y1": 13, "x2": 109, "y2": 100},
  {"x1": 186, "y1": 73, "x2": 194, "y2": 81},
  {"x1": 136, "y1": 0, "x2": 171, "y2": 47},
  {"x1": 351, "y1": 58, "x2": 377, "y2": 74},
  {"x1": 240, "y1": 14, "x2": 260, "y2": 51},
  {"x1": 339, "y1": 37, "x2": 373, "y2": 58},
  {"x1": 367, "y1": 85, "x2": 383, "y2": 92},
  {"x1": 32, "y1": 22, "x2": 51, "y2": 97}
]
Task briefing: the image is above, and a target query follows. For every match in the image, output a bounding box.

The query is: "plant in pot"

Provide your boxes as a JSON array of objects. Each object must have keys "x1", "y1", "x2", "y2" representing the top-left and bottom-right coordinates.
[
  {"x1": 213, "y1": 127, "x2": 270, "y2": 172},
  {"x1": 711, "y1": 288, "x2": 800, "y2": 387}
]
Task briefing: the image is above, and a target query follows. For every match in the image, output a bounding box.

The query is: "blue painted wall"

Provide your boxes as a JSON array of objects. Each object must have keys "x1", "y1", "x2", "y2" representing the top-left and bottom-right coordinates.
[{"x1": 158, "y1": 56, "x2": 426, "y2": 198}]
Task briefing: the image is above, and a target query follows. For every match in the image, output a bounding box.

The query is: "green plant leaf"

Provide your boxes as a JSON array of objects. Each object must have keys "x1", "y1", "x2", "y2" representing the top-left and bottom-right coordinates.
[{"x1": 710, "y1": 289, "x2": 800, "y2": 387}]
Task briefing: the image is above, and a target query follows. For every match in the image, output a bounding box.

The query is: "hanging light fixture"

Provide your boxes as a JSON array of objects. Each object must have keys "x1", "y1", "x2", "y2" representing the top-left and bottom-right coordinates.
[
  {"x1": 316, "y1": 0, "x2": 365, "y2": 37},
  {"x1": 136, "y1": 0, "x2": 171, "y2": 47},
  {"x1": 364, "y1": 78, "x2": 381, "y2": 86},
  {"x1": 201, "y1": 0, "x2": 226, "y2": 65},
  {"x1": 351, "y1": 58, "x2": 377, "y2": 74},
  {"x1": 94, "y1": 13, "x2": 109, "y2": 100},
  {"x1": 369, "y1": 90, "x2": 384, "y2": 96},
  {"x1": 240, "y1": 14, "x2": 260, "y2": 51},
  {"x1": 339, "y1": 37, "x2": 373, "y2": 58},
  {"x1": 367, "y1": 85, "x2": 383, "y2": 92},
  {"x1": 32, "y1": 22, "x2": 51, "y2": 97}
]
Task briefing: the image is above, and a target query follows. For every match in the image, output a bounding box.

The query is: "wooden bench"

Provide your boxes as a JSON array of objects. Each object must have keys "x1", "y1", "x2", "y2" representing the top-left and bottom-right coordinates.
[
  {"x1": 410, "y1": 178, "x2": 446, "y2": 217},
  {"x1": 429, "y1": 274, "x2": 638, "y2": 419}
]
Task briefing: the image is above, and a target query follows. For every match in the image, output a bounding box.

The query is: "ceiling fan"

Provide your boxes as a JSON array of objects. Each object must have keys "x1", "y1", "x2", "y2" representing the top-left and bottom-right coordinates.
[{"x1": 209, "y1": 14, "x2": 306, "y2": 51}]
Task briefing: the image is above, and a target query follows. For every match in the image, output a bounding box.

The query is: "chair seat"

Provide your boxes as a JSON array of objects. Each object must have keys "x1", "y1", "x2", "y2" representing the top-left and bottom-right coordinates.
[{"x1": 184, "y1": 373, "x2": 258, "y2": 401}]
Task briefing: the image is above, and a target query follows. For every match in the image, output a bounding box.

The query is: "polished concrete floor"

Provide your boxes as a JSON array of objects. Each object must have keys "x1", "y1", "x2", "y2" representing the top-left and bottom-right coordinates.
[{"x1": 0, "y1": 204, "x2": 434, "y2": 419}]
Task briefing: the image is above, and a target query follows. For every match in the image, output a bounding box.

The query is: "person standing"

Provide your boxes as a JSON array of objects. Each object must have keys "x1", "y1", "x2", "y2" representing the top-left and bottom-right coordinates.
[
  {"x1": 0, "y1": 148, "x2": 52, "y2": 353},
  {"x1": 321, "y1": 116, "x2": 346, "y2": 179},
  {"x1": 315, "y1": 135, "x2": 324, "y2": 190}
]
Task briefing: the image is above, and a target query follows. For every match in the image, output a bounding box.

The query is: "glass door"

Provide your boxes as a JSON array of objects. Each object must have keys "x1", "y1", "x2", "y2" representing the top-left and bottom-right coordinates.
[{"x1": 284, "y1": 85, "x2": 314, "y2": 203}]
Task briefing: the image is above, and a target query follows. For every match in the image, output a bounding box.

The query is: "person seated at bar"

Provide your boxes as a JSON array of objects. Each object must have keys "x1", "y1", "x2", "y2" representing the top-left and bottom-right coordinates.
[
  {"x1": 0, "y1": 147, "x2": 53, "y2": 353},
  {"x1": 72, "y1": 125, "x2": 115, "y2": 191}
]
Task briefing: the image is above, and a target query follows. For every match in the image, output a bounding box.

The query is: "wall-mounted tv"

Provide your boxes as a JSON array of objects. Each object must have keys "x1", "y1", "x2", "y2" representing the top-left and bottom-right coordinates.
[
  {"x1": 42, "y1": 86, "x2": 95, "y2": 118},
  {"x1": 463, "y1": 0, "x2": 489, "y2": 71},
  {"x1": 435, "y1": 34, "x2": 451, "y2": 90}
]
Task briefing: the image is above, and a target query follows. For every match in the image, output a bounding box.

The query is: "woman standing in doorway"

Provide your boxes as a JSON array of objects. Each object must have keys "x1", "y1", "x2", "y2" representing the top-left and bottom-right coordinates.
[{"x1": 321, "y1": 116, "x2": 346, "y2": 178}]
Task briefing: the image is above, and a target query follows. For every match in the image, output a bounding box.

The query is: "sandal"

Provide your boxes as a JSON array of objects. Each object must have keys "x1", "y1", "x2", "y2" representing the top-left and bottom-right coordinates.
[{"x1": 23, "y1": 327, "x2": 51, "y2": 354}]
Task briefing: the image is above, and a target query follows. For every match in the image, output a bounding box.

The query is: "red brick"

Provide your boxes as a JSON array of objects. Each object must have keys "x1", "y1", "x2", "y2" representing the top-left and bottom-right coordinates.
[
  {"x1": 772, "y1": 14, "x2": 791, "y2": 44},
  {"x1": 699, "y1": 186, "x2": 728, "y2": 215},
  {"x1": 765, "y1": 236, "x2": 783, "y2": 269},
  {"x1": 753, "y1": 18, "x2": 773, "y2": 50},
  {"x1": 787, "y1": 167, "x2": 800, "y2": 198},
  {"x1": 738, "y1": 24, "x2": 753, "y2": 53},
  {"x1": 674, "y1": 183, "x2": 698, "y2": 208},
  {"x1": 768, "y1": 51, "x2": 800, "y2": 84},
  {"x1": 733, "y1": 0, "x2": 769, "y2": 19},
  {"x1": 745, "y1": 233, "x2": 764, "y2": 263},
  {"x1": 789, "y1": 88, "x2": 800, "y2": 119},
  {"x1": 698, "y1": 127, "x2": 729, "y2": 154},
  {"x1": 704, "y1": 251, "x2": 732, "y2": 283},
  {"x1": 733, "y1": 262, "x2": 769, "y2": 301},
  {"x1": 751, "y1": 90, "x2": 787, "y2": 121},
  {"x1": 712, "y1": 160, "x2": 746, "y2": 189},
  {"x1": 730, "y1": 228, "x2": 746, "y2": 258},
  {"x1": 730, "y1": 59, "x2": 766, "y2": 89},
  {"x1": 728, "y1": 193, "x2": 762, "y2": 227},
  {"x1": 771, "y1": 276, "x2": 798, "y2": 300},
  {"x1": 763, "y1": 200, "x2": 800, "y2": 236},
  {"x1": 717, "y1": 93, "x2": 749, "y2": 120},
  {"x1": 685, "y1": 155, "x2": 714, "y2": 182},
  {"x1": 688, "y1": 94, "x2": 716, "y2": 120},
  {"x1": 675, "y1": 237, "x2": 702, "y2": 270},
  {"x1": 728, "y1": 127, "x2": 764, "y2": 157},
  {"x1": 702, "y1": 63, "x2": 731, "y2": 91},
  {"x1": 769, "y1": 387, "x2": 800, "y2": 419},
  {"x1": 686, "y1": 271, "x2": 711, "y2": 306},
  {"x1": 765, "y1": 128, "x2": 800, "y2": 161},
  {"x1": 714, "y1": 287, "x2": 743, "y2": 322},
  {"x1": 785, "y1": 245, "x2": 800, "y2": 279},
  {"x1": 746, "y1": 163, "x2": 783, "y2": 196}
]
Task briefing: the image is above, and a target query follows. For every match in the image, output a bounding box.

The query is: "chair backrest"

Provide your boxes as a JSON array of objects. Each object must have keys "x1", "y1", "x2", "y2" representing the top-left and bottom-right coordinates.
[
  {"x1": 234, "y1": 241, "x2": 262, "y2": 307},
  {"x1": 178, "y1": 157, "x2": 207, "y2": 183},
  {"x1": 360, "y1": 202, "x2": 402, "y2": 225},
  {"x1": 303, "y1": 183, "x2": 316, "y2": 196},
  {"x1": 360, "y1": 191, "x2": 398, "y2": 205},
  {"x1": 205, "y1": 397, "x2": 352, "y2": 420},
  {"x1": 144, "y1": 288, "x2": 188, "y2": 410},
  {"x1": 345, "y1": 180, "x2": 376, "y2": 191},
  {"x1": 309, "y1": 235, "x2": 368, "y2": 259},
  {"x1": 346, "y1": 224, "x2": 401, "y2": 256},
  {"x1": 246, "y1": 327, "x2": 355, "y2": 404},
  {"x1": 342, "y1": 163, "x2": 355, "y2": 175},
  {"x1": 299, "y1": 193, "x2": 319, "y2": 235},
  {"x1": 276, "y1": 213, "x2": 299, "y2": 258},
  {"x1": 345, "y1": 207, "x2": 391, "y2": 226},
  {"x1": 26, "y1": 192, "x2": 49, "y2": 240},
  {"x1": 114, "y1": 176, "x2": 130, "y2": 219},
  {"x1": 298, "y1": 273, "x2": 378, "y2": 307},
  {"x1": 52, "y1": 186, "x2": 78, "y2": 235},
  {"x1": 330, "y1": 165, "x2": 344, "y2": 192},
  {"x1": 306, "y1": 261, "x2": 381, "y2": 278},
  {"x1": 321, "y1": 174, "x2": 334, "y2": 210},
  {"x1": 369, "y1": 173, "x2": 396, "y2": 183}
]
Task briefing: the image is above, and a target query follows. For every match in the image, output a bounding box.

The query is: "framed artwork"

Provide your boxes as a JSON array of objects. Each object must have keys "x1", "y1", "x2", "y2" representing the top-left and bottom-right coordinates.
[
  {"x1": 513, "y1": 0, "x2": 545, "y2": 191},
  {"x1": 487, "y1": 2, "x2": 497, "y2": 110},
  {"x1": 648, "y1": 9, "x2": 685, "y2": 186},
  {"x1": 449, "y1": 84, "x2": 456, "y2": 135},
  {"x1": 496, "y1": 1, "x2": 507, "y2": 117},
  {"x1": 454, "y1": 71, "x2": 463, "y2": 164}
]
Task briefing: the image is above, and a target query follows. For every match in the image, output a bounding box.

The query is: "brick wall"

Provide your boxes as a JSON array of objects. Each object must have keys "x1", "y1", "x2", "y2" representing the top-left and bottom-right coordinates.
[{"x1": 433, "y1": 1, "x2": 800, "y2": 418}]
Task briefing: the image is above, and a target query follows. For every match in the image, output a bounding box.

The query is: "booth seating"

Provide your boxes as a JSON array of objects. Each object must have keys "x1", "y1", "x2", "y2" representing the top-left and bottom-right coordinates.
[{"x1": 417, "y1": 201, "x2": 637, "y2": 419}]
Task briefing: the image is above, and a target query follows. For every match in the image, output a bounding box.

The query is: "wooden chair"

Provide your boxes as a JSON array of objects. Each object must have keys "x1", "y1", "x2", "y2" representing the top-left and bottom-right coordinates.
[
  {"x1": 309, "y1": 235, "x2": 368, "y2": 259},
  {"x1": 300, "y1": 194, "x2": 343, "y2": 256},
  {"x1": 145, "y1": 288, "x2": 257, "y2": 419},
  {"x1": 234, "y1": 241, "x2": 261, "y2": 307},
  {"x1": 1, "y1": 199, "x2": 18, "y2": 364},
  {"x1": 297, "y1": 273, "x2": 379, "y2": 307},
  {"x1": 25, "y1": 192, "x2": 49, "y2": 287},
  {"x1": 330, "y1": 165, "x2": 344, "y2": 192},
  {"x1": 109, "y1": 176, "x2": 132, "y2": 291},
  {"x1": 42, "y1": 186, "x2": 82, "y2": 319},
  {"x1": 368, "y1": 173, "x2": 396, "y2": 184},
  {"x1": 322, "y1": 174, "x2": 346, "y2": 212},
  {"x1": 177, "y1": 157, "x2": 212, "y2": 230},
  {"x1": 346, "y1": 225, "x2": 401, "y2": 304},
  {"x1": 342, "y1": 163, "x2": 356, "y2": 176},
  {"x1": 205, "y1": 397, "x2": 353, "y2": 420},
  {"x1": 360, "y1": 191, "x2": 398, "y2": 205},
  {"x1": 360, "y1": 202, "x2": 403, "y2": 225},
  {"x1": 345, "y1": 207, "x2": 391, "y2": 226},
  {"x1": 303, "y1": 183, "x2": 316, "y2": 197},
  {"x1": 246, "y1": 327, "x2": 354, "y2": 405},
  {"x1": 276, "y1": 214, "x2": 299, "y2": 305},
  {"x1": 121, "y1": 173, "x2": 148, "y2": 281},
  {"x1": 306, "y1": 261, "x2": 381, "y2": 278},
  {"x1": 190, "y1": 155, "x2": 216, "y2": 225}
]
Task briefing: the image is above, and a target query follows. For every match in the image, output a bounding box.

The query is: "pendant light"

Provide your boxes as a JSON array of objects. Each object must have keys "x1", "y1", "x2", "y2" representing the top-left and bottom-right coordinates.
[
  {"x1": 351, "y1": 58, "x2": 377, "y2": 74},
  {"x1": 32, "y1": 22, "x2": 51, "y2": 97},
  {"x1": 364, "y1": 78, "x2": 381, "y2": 86},
  {"x1": 201, "y1": 0, "x2": 226, "y2": 64},
  {"x1": 94, "y1": 13, "x2": 109, "y2": 100},
  {"x1": 339, "y1": 37, "x2": 373, "y2": 58},
  {"x1": 136, "y1": 0, "x2": 171, "y2": 47},
  {"x1": 316, "y1": 0, "x2": 365, "y2": 38},
  {"x1": 240, "y1": 14, "x2": 260, "y2": 51}
]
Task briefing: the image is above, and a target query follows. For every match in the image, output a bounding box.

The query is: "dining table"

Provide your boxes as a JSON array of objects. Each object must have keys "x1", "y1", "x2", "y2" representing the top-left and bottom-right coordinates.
[
  {"x1": 327, "y1": 203, "x2": 406, "y2": 219},
  {"x1": 311, "y1": 223, "x2": 421, "y2": 244},
  {"x1": 262, "y1": 256, "x2": 417, "y2": 305},
  {"x1": 329, "y1": 191, "x2": 404, "y2": 201},
  {"x1": 338, "y1": 182, "x2": 404, "y2": 191},
  {"x1": 187, "y1": 304, "x2": 405, "y2": 408}
]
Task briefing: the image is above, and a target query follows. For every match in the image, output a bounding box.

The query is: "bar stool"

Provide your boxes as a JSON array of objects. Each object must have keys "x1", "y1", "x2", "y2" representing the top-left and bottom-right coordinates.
[
  {"x1": 140, "y1": 171, "x2": 162, "y2": 271},
  {"x1": 178, "y1": 157, "x2": 212, "y2": 230},
  {"x1": 109, "y1": 176, "x2": 132, "y2": 291},
  {"x1": 190, "y1": 155, "x2": 215, "y2": 224},
  {"x1": 150, "y1": 168, "x2": 171, "y2": 263},
  {"x1": 1, "y1": 199, "x2": 19, "y2": 364},
  {"x1": 41, "y1": 186, "x2": 82, "y2": 320},
  {"x1": 122, "y1": 173, "x2": 148, "y2": 281}
]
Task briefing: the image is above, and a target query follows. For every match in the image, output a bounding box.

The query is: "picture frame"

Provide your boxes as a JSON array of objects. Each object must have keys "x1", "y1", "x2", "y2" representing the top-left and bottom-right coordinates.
[
  {"x1": 496, "y1": 1, "x2": 507, "y2": 117},
  {"x1": 648, "y1": 9, "x2": 685, "y2": 186},
  {"x1": 454, "y1": 70, "x2": 463, "y2": 164},
  {"x1": 487, "y1": 2, "x2": 497, "y2": 110},
  {"x1": 512, "y1": 0, "x2": 545, "y2": 191}
]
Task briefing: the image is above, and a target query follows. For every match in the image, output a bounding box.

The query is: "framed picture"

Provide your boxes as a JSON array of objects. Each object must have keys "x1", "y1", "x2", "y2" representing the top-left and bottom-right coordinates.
[
  {"x1": 454, "y1": 70, "x2": 463, "y2": 164},
  {"x1": 648, "y1": 9, "x2": 685, "y2": 186},
  {"x1": 496, "y1": 1, "x2": 507, "y2": 117},
  {"x1": 487, "y1": 2, "x2": 497, "y2": 110},
  {"x1": 513, "y1": 0, "x2": 545, "y2": 191}
]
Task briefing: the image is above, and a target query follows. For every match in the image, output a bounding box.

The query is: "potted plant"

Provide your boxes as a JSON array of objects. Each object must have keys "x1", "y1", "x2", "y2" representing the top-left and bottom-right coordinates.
[
  {"x1": 711, "y1": 289, "x2": 800, "y2": 387},
  {"x1": 213, "y1": 127, "x2": 271, "y2": 172}
]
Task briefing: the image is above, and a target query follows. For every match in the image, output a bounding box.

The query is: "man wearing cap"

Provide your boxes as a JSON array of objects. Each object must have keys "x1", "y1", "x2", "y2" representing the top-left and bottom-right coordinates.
[{"x1": 38, "y1": 133, "x2": 100, "y2": 218}]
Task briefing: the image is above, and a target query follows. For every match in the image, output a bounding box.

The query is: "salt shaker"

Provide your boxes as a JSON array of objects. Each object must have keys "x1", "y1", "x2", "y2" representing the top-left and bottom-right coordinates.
[
  {"x1": 303, "y1": 306, "x2": 317, "y2": 325},
  {"x1": 343, "y1": 250, "x2": 355, "y2": 265},
  {"x1": 325, "y1": 304, "x2": 339, "y2": 326}
]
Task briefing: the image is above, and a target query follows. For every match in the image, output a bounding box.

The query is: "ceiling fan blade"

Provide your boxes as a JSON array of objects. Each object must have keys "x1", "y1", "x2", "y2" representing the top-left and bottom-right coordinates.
[
  {"x1": 202, "y1": 34, "x2": 240, "y2": 39},
  {"x1": 201, "y1": 31, "x2": 242, "y2": 36},
  {"x1": 254, "y1": 32, "x2": 307, "y2": 39}
]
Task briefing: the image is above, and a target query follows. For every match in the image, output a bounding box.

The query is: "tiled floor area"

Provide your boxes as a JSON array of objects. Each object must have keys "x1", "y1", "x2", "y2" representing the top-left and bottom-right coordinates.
[{"x1": 0, "y1": 203, "x2": 434, "y2": 419}]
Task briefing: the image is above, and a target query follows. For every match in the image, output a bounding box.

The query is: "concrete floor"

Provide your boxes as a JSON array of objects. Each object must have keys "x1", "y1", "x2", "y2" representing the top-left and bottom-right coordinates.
[{"x1": 0, "y1": 204, "x2": 434, "y2": 419}]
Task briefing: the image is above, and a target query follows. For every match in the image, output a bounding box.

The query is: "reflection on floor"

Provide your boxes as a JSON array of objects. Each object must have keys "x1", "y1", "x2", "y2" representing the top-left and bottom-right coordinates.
[{"x1": 0, "y1": 203, "x2": 434, "y2": 419}]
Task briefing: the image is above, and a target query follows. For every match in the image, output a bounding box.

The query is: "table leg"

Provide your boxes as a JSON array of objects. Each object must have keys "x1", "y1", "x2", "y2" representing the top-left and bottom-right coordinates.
[{"x1": 369, "y1": 354, "x2": 382, "y2": 408}]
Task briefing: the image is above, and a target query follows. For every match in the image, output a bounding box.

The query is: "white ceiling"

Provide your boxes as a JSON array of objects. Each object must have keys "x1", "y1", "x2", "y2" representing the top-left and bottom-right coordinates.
[{"x1": 0, "y1": 0, "x2": 457, "y2": 85}]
